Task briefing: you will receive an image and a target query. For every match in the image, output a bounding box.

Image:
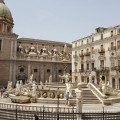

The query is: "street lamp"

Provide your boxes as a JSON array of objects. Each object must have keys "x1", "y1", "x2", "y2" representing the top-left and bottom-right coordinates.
[{"x1": 57, "y1": 87, "x2": 60, "y2": 120}]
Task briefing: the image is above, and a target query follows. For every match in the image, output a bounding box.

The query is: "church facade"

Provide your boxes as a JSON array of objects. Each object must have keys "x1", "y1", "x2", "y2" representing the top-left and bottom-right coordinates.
[{"x1": 0, "y1": 1, "x2": 72, "y2": 87}]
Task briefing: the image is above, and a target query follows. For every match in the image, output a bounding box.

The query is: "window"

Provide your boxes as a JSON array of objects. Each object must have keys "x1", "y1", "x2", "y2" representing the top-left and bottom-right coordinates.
[
  {"x1": 111, "y1": 30, "x2": 113, "y2": 37},
  {"x1": 111, "y1": 42, "x2": 114, "y2": 48},
  {"x1": 0, "y1": 24, "x2": 2, "y2": 32},
  {"x1": 117, "y1": 41, "x2": 120, "y2": 49},
  {"x1": 86, "y1": 48, "x2": 89, "y2": 53},
  {"x1": 0, "y1": 39, "x2": 1, "y2": 51},
  {"x1": 118, "y1": 60, "x2": 120, "y2": 66},
  {"x1": 34, "y1": 69, "x2": 38, "y2": 72},
  {"x1": 92, "y1": 63, "x2": 94, "y2": 70},
  {"x1": 117, "y1": 28, "x2": 120, "y2": 35},
  {"x1": 100, "y1": 60, "x2": 104, "y2": 68},
  {"x1": 75, "y1": 42, "x2": 77, "y2": 47},
  {"x1": 81, "y1": 64, "x2": 84, "y2": 70},
  {"x1": 92, "y1": 47, "x2": 94, "y2": 54},
  {"x1": 81, "y1": 50, "x2": 84, "y2": 55},
  {"x1": 101, "y1": 34, "x2": 103, "y2": 39},
  {"x1": 47, "y1": 69, "x2": 50, "y2": 73},
  {"x1": 87, "y1": 63, "x2": 89, "y2": 70},
  {"x1": 92, "y1": 37, "x2": 94, "y2": 42},
  {"x1": 81, "y1": 41, "x2": 83, "y2": 45},
  {"x1": 20, "y1": 68, "x2": 24, "y2": 72},
  {"x1": 87, "y1": 39, "x2": 89, "y2": 43},
  {"x1": 59, "y1": 70, "x2": 62, "y2": 73}
]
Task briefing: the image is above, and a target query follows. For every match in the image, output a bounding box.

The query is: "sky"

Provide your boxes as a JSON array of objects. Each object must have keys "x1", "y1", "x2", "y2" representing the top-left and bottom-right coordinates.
[{"x1": 5, "y1": 0, "x2": 120, "y2": 43}]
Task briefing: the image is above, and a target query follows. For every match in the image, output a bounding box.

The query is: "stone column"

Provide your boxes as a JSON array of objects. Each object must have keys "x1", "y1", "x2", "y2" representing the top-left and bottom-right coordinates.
[
  {"x1": 10, "y1": 40, "x2": 13, "y2": 59},
  {"x1": 39, "y1": 64, "x2": 44, "y2": 83},
  {"x1": 12, "y1": 61, "x2": 16, "y2": 86},
  {"x1": 28, "y1": 62, "x2": 31, "y2": 80},
  {"x1": 75, "y1": 83, "x2": 83, "y2": 120},
  {"x1": 115, "y1": 77, "x2": 118, "y2": 89},
  {"x1": 9, "y1": 61, "x2": 13, "y2": 82},
  {"x1": 13, "y1": 39, "x2": 17, "y2": 59}
]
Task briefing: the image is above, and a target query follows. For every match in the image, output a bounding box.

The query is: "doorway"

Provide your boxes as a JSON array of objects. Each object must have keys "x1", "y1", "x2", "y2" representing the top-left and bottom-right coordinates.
[{"x1": 112, "y1": 78, "x2": 115, "y2": 89}]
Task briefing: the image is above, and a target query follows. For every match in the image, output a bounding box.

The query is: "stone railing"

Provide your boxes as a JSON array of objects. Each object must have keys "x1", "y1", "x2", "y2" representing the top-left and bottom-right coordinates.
[
  {"x1": 87, "y1": 83, "x2": 107, "y2": 102},
  {"x1": 0, "y1": 102, "x2": 76, "y2": 112},
  {"x1": 106, "y1": 86, "x2": 120, "y2": 95},
  {"x1": 16, "y1": 55, "x2": 65, "y2": 62}
]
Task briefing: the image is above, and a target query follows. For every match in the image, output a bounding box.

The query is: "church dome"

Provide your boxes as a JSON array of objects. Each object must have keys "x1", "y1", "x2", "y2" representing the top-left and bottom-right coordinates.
[{"x1": 0, "y1": 0, "x2": 13, "y2": 21}]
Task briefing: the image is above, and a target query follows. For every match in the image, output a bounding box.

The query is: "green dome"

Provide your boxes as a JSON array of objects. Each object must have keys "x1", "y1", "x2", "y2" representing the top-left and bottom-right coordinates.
[{"x1": 0, "y1": 1, "x2": 13, "y2": 20}]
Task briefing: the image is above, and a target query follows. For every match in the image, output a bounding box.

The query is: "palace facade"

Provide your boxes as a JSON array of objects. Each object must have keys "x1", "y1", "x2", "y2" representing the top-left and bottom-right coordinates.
[
  {"x1": 0, "y1": 1, "x2": 72, "y2": 87},
  {"x1": 72, "y1": 25, "x2": 120, "y2": 89}
]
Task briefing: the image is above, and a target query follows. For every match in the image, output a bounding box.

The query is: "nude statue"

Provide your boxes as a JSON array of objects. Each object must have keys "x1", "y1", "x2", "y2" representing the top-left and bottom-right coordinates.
[
  {"x1": 49, "y1": 74, "x2": 52, "y2": 83},
  {"x1": 66, "y1": 81, "x2": 72, "y2": 98}
]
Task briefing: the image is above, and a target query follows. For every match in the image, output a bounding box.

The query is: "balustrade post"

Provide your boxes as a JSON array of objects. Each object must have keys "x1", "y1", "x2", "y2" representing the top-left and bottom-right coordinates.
[
  {"x1": 43, "y1": 105, "x2": 44, "y2": 120},
  {"x1": 16, "y1": 104, "x2": 18, "y2": 120}
]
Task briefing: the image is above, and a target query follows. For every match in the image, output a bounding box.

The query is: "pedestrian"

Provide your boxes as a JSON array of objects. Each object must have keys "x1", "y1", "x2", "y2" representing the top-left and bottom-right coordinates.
[
  {"x1": 1, "y1": 86, "x2": 5, "y2": 98},
  {"x1": 33, "y1": 114, "x2": 39, "y2": 120},
  {"x1": 65, "y1": 92, "x2": 70, "y2": 106}
]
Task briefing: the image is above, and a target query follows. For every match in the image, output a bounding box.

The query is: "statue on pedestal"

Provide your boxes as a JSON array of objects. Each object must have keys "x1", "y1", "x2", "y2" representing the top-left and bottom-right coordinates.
[
  {"x1": 29, "y1": 74, "x2": 33, "y2": 83},
  {"x1": 32, "y1": 81, "x2": 36, "y2": 97},
  {"x1": 75, "y1": 83, "x2": 83, "y2": 120},
  {"x1": 65, "y1": 73, "x2": 70, "y2": 83},
  {"x1": 7, "y1": 81, "x2": 13, "y2": 91},
  {"x1": 16, "y1": 81, "x2": 20, "y2": 93},
  {"x1": 49, "y1": 74, "x2": 52, "y2": 83},
  {"x1": 29, "y1": 45, "x2": 36, "y2": 55},
  {"x1": 66, "y1": 81, "x2": 72, "y2": 98}
]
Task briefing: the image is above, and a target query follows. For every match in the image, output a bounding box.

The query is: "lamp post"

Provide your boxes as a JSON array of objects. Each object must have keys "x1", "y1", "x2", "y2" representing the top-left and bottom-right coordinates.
[{"x1": 57, "y1": 87, "x2": 60, "y2": 120}]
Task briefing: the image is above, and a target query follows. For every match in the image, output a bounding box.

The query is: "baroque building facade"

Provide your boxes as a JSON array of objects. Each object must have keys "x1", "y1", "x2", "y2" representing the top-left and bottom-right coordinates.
[
  {"x1": 0, "y1": 1, "x2": 72, "y2": 87},
  {"x1": 72, "y1": 26, "x2": 120, "y2": 89}
]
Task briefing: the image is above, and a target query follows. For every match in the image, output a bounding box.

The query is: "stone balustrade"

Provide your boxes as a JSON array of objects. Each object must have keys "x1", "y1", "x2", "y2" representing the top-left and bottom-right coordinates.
[
  {"x1": 0, "y1": 102, "x2": 76, "y2": 112},
  {"x1": 16, "y1": 55, "x2": 66, "y2": 62},
  {"x1": 88, "y1": 83, "x2": 107, "y2": 102},
  {"x1": 106, "y1": 86, "x2": 120, "y2": 95}
]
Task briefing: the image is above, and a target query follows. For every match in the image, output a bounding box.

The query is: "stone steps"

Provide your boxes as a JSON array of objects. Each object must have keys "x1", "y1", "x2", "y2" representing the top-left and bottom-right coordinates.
[{"x1": 73, "y1": 88, "x2": 101, "y2": 104}]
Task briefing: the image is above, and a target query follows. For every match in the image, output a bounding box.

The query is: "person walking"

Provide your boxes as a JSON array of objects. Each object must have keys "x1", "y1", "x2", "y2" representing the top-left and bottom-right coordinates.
[{"x1": 65, "y1": 92, "x2": 70, "y2": 106}]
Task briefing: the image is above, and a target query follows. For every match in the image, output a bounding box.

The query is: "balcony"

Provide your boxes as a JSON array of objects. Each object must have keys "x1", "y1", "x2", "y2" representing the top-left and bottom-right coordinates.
[
  {"x1": 98, "y1": 48, "x2": 105, "y2": 53},
  {"x1": 108, "y1": 46, "x2": 116, "y2": 51},
  {"x1": 111, "y1": 66, "x2": 120, "y2": 71},
  {"x1": 95, "y1": 67, "x2": 109, "y2": 72}
]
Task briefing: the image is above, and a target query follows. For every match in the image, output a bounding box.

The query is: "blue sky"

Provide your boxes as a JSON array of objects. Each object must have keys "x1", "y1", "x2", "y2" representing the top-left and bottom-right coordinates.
[{"x1": 5, "y1": 0, "x2": 120, "y2": 43}]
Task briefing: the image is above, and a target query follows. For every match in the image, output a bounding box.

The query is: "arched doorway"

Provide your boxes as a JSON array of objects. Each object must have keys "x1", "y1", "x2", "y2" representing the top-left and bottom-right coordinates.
[
  {"x1": 119, "y1": 78, "x2": 120, "y2": 89},
  {"x1": 87, "y1": 77, "x2": 89, "y2": 84},
  {"x1": 16, "y1": 73, "x2": 27, "y2": 84},
  {"x1": 112, "y1": 78, "x2": 115, "y2": 89}
]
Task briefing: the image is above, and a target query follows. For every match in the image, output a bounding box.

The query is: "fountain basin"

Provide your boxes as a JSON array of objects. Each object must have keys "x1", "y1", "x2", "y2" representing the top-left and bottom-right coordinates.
[{"x1": 10, "y1": 96, "x2": 30, "y2": 104}]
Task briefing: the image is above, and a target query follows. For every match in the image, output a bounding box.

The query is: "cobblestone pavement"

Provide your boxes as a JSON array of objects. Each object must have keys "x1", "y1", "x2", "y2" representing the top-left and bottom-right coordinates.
[{"x1": 0, "y1": 97, "x2": 120, "y2": 112}]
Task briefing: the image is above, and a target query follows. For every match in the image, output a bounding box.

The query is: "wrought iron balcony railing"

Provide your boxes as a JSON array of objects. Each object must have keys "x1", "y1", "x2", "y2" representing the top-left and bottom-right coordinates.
[
  {"x1": 108, "y1": 46, "x2": 116, "y2": 51},
  {"x1": 111, "y1": 66, "x2": 120, "y2": 71},
  {"x1": 95, "y1": 67, "x2": 109, "y2": 72}
]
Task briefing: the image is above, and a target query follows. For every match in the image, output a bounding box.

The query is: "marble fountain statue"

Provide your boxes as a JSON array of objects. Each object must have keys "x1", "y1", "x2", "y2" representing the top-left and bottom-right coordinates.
[{"x1": 3, "y1": 73, "x2": 75, "y2": 105}]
